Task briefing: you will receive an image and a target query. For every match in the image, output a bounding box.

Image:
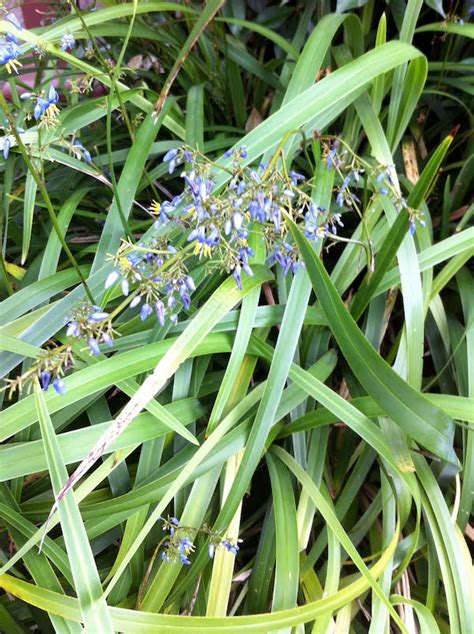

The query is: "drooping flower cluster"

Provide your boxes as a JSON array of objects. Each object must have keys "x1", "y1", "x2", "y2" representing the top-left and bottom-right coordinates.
[
  {"x1": 1, "y1": 345, "x2": 73, "y2": 397},
  {"x1": 160, "y1": 517, "x2": 241, "y2": 566},
  {"x1": 3, "y1": 137, "x2": 422, "y2": 398},
  {"x1": 321, "y1": 138, "x2": 425, "y2": 235},
  {"x1": 105, "y1": 237, "x2": 195, "y2": 326},
  {"x1": 0, "y1": 13, "x2": 22, "y2": 74},
  {"x1": 64, "y1": 301, "x2": 115, "y2": 356}
]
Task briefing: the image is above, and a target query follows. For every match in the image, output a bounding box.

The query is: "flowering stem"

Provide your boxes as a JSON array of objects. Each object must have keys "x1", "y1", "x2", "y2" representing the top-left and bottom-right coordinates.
[
  {"x1": 0, "y1": 93, "x2": 95, "y2": 304},
  {"x1": 135, "y1": 534, "x2": 169, "y2": 609}
]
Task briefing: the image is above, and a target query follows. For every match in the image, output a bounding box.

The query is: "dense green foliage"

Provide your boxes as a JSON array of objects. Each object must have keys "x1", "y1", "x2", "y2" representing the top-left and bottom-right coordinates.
[{"x1": 0, "y1": 1, "x2": 473, "y2": 632}]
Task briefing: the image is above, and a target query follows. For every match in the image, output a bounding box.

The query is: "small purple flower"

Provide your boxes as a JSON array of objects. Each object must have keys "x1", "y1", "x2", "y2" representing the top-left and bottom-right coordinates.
[
  {"x1": 179, "y1": 554, "x2": 192, "y2": 565},
  {"x1": 60, "y1": 32, "x2": 75, "y2": 51},
  {"x1": 222, "y1": 540, "x2": 239, "y2": 555},
  {"x1": 102, "y1": 332, "x2": 113, "y2": 347},
  {"x1": 121, "y1": 277, "x2": 130, "y2": 296},
  {"x1": 163, "y1": 148, "x2": 178, "y2": 162},
  {"x1": 155, "y1": 300, "x2": 165, "y2": 326},
  {"x1": 66, "y1": 321, "x2": 80, "y2": 337},
  {"x1": 52, "y1": 378, "x2": 66, "y2": 395},
  {"x1": 89, "y1": 311, "x2": 109, "y2": 322},
  {"x1": 105, "y1": 269, "x2": 121, "y2": 289},
  {"x1": 130, "y1": 295, "x2": 141, "y2": 308},
  {"x1": 223, "y1": 148, "x2": 233, "y2": 158},
  {"x1": 40, "y1": 370, "x2": 52, "y2": 391},
  {"x1": 233, "y1": 265, "x2": 242, "y2": 290},
  {"x1": 185, "y1": 276, "x2": 195, "y2": 292},
  {"x1": 87, "y1": 337, "x2": 100, "y2": 356},
  {"x1": 33, "y1": 85, "x2": 59, "y2": 120},
  {"x1": 232, "y1": 211, "x2": 243, "y2": 230},
  {"x1": 3, "y1": 137, "x2": 11, "y2": 160},
  {"x1": 140, "y1": 303, "x2": 153, "y2": 321}
]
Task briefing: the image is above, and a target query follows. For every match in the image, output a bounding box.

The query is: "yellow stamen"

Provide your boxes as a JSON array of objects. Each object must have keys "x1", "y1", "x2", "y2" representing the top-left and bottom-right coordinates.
[{"x1": 5, "y1": 59, "x2": 22, "y2": 74}]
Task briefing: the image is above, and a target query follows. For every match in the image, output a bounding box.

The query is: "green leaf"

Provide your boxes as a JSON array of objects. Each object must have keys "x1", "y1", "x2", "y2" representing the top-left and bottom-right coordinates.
[
  {"x1": 286, "y1": 218, "x2": 458, "y2": 466},
  {"x1": 34, "y1": 383, "x2": 114, "y2": 632}
]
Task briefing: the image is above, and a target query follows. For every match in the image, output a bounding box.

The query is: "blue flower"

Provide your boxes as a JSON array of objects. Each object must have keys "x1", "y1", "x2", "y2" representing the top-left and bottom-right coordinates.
[
  {"x1": 66, "y1": 320, "x2": 80, "y2": 337},
  {"x1": 179, "y1": 554, "x2": 192, "y2": 565},
  {"x1": 163, "y1": 148, "x2": 179, "y2": 173},
  {"x1": 87, "y1": 337, "x2": 100, "y2": 356},
  {"x1": 60, "y1": 32, "x2": 75, "y2": 51},
  {"x1": 140, "y1": 303, "x2": 153, "y2": 321},
  {"x1": 3, "y1": 136, "x2": 11, "y2": 160},
  {"x1": 33, "y1": 85, "x2": 60, "y2": 120},
  {"x1": 105, "y1": 269, "x2": 121, "y2": 289},
  {"x1": 53, "y1": 378, "x2": 66, "y2": 395},
  {"x1": 72, "y1": 139, "x2": 92, "y2": 163},
  {"x1": 89, "y1": 310, "x2": 109, "y2": 322},
  {"x1": 155, "y1": 300, "x2": 165, "y2": 326},
  {"x1": 222, "y1": 540, "x2": 239, "y2": 555},
  {"x1": 102, "y1": 332, "x2": 114, "y2": 347},
  {"x1": 0, "y1": 40, "x2": 21, "y2": 74},
  {"x1": 40, "y1": 370, "x2": 52, "y2": 391}
]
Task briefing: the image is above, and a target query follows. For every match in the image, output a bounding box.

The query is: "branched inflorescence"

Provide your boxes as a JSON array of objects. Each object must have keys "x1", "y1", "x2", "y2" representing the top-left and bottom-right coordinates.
[
  {"x1": 160, "y1": 516, "x2": 241, "y2": 566},
  {"x1": 2, "y1": 137, "x2": 422, "y2": 398}
]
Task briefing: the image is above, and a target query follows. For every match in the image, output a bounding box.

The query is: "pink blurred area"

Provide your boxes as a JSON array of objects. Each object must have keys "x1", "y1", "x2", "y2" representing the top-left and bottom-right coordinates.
[{"x1": 3, "y1": 0, "x2": 104, "y2": 99}]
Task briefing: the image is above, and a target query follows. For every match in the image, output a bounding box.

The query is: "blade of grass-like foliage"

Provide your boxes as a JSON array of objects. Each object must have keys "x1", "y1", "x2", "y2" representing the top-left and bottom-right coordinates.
[
  {"x1": 386, "y1": 0, "x2": 423, "y2": 146},
  {"x1": 330, "y1": 52, "x2": 424, "y2": 387},
  {"x1": 415, "y1": 22, "x2": 474, "y2": 37},
  {"x1": 457, "y1": 269, "x2": 473, "y2": 530},
  {"x1": 21, "y1": 171, "x2": 37, "y2": 265},
  {"x1": 391, "y1": 595, "x2": 440, "y2": 634},
  {"x1": 210, "y1": 269, "x2": 312, "y2": 529},
  {"x1": 0, "y1": 332, "x2": 40, "y2": 358},
  {"x1": 0, "y1": 522, "x2": 400, "y2": 632},
  {"x1": 0, "y1": 268, "x2": 88, "y2": 325},
  {"x1": 185, "y1": 84, "x2": 204, "y2": 149},
  {"x1": 44, "y1": 267, "x2": 271, "y2": 528},
  {"x1": 34, "y1": 383, "x2": 114, "y2": 632},
  {"x1": 206, "y1": 453, "x2": 243, "y2": 616},
  {"x1": 215, "y1": 41, "x2": 423, "y2": 182},
  {"x1": 287, "y1": 217, "x2": 458, "y2": 465},
  {"x1": 269, "y1": 446, "x2": 406, "y2": 632},
  {"x1": 413, "y1": 454, "x2": 472, "y2": 632},
  {"x1": 378, "y1": 227, "x2": 474, "y2": 295},
  {"x1": 0, "y1": 487, "x2": 80, "y2": 634},
  {"x1": 38, "y1": 187, "x2": 91, "y2": 282},
  {"x1": 216, "y1": 17, "x2": 299, "y2": 59},
  {"x1": 207, "y1": 227, "x2": 265, "y2": 433},
  {"x1": 205, "y1": 233, "x2": 266, "y2": 614},
  {"x1": 266, "y1": 454, "x2": 299, "y2": 634},
  {"x1": 153, "y1": 0, "x2": 225, "y2": 118},
  {"x1": 0, "y1": 401, "x2": 202, "y2": 480}
]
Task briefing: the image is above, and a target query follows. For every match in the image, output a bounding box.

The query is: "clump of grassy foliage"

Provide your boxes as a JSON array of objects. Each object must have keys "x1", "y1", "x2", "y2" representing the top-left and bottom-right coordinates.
[{"x1": 0, "y1": 1, "x2": 472, "y2": 632}]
